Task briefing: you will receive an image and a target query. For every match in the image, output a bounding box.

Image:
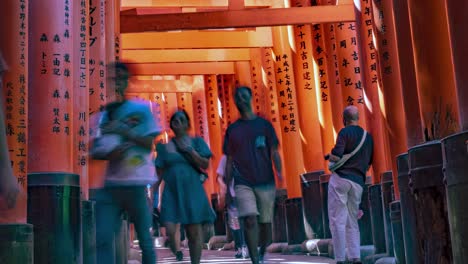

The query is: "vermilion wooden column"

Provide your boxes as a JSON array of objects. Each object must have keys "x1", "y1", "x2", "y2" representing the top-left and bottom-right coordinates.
[
  {"x1": 222, "y1": 74, "x2": 239, "y2": 126},
  {"x1": 0, "y1": 0, "x2": 28, "y2": 222},
  {"x1": 334, "y1": 21, "x2": 367, "y2": 129},
  {"x1": 234, "y1": 61, "x2": 252, "y2": 88},
  {"x1": 272, "y1": 26, "x2": 305, "y2": 198},
  {"x1": 216, "y1": 75, "x2": 228, "y2": 134},
  {"x1": 192, "y1": 76, "x2": 210, "y2": 145},
  {"x1": 261, "y1": 48, "x2": 286, "y2": 189},
  {"x1": 73, "y1": 0, "x2": 90, "y2": 199},
  {"x1": 88, "y1": 0, "x2": 107, "y2": 189},
  {"x1": 407, "y1": 0, "x2": 460, "y2": 139},
  {"x1": 249, "y1": 49, "x2": 266, "y2": 117},
  {"x1": 150, "y1": 93, "x2": 167, "y2": 140},
  {"x1": 392, "y1": 0, "x2": 423, "y2": 147},
  {"x1": 29, "y1": 0, "x2": 74, "y2": 172},
  {"x1": 311, "y1": 23, "x2": 336, "y2": 173},
  {"x1": 321, "y1": 0, "x2": 344, "y2": 137},
  {"x1": 105, "y1": 0, "x2": 120, "y2": 101},
  {"x1": 446, "y1": 0, "x2": 468, "y2": 130},
  {"x1": 356, "y1": 0, "x2": 391, "y2": 184},
  {"x1": 291, "y1": 0, "x2": 325, "y2": 173},
  {"x1": 204, "y1": 75, "x2": 223, "y2": 195},
  {"x1": 372, "y1": 0, "x2": 410, "y2": 197},
  {"x1": 176, "y1": 92, "x2": 195, "y2": 136}
]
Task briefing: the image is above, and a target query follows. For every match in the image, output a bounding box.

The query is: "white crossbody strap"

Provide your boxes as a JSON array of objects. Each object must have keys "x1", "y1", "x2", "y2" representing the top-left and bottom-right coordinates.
[{"x1": 329, "y1": 131, "x2": 367, "y2": 172}]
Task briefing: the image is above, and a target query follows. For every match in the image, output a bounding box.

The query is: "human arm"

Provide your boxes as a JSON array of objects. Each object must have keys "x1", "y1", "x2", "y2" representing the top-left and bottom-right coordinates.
[
  {"x1": 325, "y1": 129, "x2": 346, "y2": 161},
  {"x1": 175, "y1": 137, "x2": 211, "y2": 170},
  {"x1": 271, "y1": 146, "x2": 284, "y2": 183}
]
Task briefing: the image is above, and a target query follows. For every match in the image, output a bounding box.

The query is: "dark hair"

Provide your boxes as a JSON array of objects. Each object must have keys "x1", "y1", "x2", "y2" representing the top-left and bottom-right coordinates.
[
  {"x1": 108, "y1": 61, "x2": 131, "y2": 79},
  {"x1": 169, "y1": 109, "x2": 191, "y2": 131},
  {"x1": 235, "y1": 86, "x2": 252, "y2": 97}
]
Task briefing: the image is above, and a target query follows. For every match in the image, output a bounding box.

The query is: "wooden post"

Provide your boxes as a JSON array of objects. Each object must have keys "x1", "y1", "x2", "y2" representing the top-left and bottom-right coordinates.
[
  {"x1": 272, "y1": 25, "x2": 305, "y2": 198},
  {"x1": 291, "y1": 0, "x2": 325, "y2": 173},
  {"x1": 204, "y1": 75, "x2": 223, "y2": 195},
  {"x1": 407, "y1": 0, "x2": 460, "y2": 139},
  {"x1": 0, "y1": 0, "x2": 28, "y2": 222},
  {"x1": 222, "y1": 74, "x2": 239, "y2": 127},
  {"x1": 261, "y1": 48, "x2": 287, "y2": 189},
  {"x1": 234, "y1": 61, "x2": 252, "y2": 87},
  {"x1": 73, "y1": 0, "x2": 90, "y2": 199},
  {"x1": 311, "y1": 22, "x2": 336, "y2": 173},
  {"x1": 372, "y1": 0, "x2": 410, "y2": 198},
  {"x1": 446, "y1": 0, "x2": 468, "y2": 130},
  {"x1": 88, "y1": 0, "x2": 107, "y2": 189},
  {"x1": 216, "y1": 75, "x2": 228, "y2": 134},
  {"x1": 392, "y1": 0, "x2": 423, "y2": 147},
  {"x1": 192, "y1": 76, "x2": 210, "y2": 146},
  {"x1": 249, "y1": 49, "x2": 267, "y2": 117},
  {"x1": 29, "y1": 0, "x2": 74, "y2": 172},
  {"x1": 356, "y1": 0, "x2": 392, "y2": 184}
]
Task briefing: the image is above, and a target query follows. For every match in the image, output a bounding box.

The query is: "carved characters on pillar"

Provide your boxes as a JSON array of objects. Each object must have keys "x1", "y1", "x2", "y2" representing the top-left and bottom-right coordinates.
[{"x1": 89, "y1": 0, "x2": 105, "y2": 115}]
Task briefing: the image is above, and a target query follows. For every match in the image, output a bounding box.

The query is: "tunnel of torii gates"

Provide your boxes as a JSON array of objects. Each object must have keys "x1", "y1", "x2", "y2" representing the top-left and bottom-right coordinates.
[{"x1": 0, "y1": 0, "x2": 467, "y2": 224}]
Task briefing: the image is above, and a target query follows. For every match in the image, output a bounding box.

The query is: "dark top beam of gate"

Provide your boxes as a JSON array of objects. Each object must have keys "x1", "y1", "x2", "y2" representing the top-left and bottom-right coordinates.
[{"x1": 120, "y1": 5, "x2": 355, "y2": 33}]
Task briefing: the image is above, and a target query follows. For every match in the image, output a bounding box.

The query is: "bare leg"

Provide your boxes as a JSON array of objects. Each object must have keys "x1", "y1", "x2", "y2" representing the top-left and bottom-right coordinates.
[
  {"x1": 259, "y1": 223, "x2": 272, "y2": 256},
  {"x1": 185, "y1": 223, "x2": 203, "y2": 264},
  {"x1": 164, "y1": 222, "x2": 181, "y2": 255},
  {"x1": 242, "y1": 215, "x2": 259, "y2": 264}
]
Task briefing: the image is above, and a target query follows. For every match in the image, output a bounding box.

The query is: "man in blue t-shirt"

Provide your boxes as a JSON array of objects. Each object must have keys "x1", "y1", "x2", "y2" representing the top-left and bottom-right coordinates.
[
  {"x1": 325, "y1": 106, "x2": 373, "y2": 264},
  {"x1": 222, "y1": 86, "x2": 283, "y2": 264}
]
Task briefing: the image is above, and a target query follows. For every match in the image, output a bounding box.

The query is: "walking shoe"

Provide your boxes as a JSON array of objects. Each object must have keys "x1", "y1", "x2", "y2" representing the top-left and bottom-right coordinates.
[
  {"x1": 241, "y1": 246, "x2": 249, "y2": 259},
  {"x1": 175, "y1": 251, "x2": 183, "y2": 261},
  {"x1": 235, "y1": 248, "x2": 243, "y2": 258}
]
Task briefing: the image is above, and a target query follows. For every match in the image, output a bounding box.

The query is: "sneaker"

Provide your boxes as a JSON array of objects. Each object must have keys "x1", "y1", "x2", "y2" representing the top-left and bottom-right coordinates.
[
  {"x1": 241, "y1": 246, "x2": 249, "y2": 259},
  {"x1": 175, "y1": 251, "x2": 183, "y2": 261},
  {"x1": 235, "y1": 248, "x2": 243, "y2": 259}
]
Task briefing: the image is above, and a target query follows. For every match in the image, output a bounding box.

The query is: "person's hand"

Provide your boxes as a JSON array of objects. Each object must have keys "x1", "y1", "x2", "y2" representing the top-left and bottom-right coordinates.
[{"x1": 357, "y1": 209, "x2": 364, "y2": 219}]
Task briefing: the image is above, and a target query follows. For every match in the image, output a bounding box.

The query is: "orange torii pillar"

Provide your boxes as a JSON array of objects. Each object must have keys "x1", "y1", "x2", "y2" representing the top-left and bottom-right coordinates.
[
  {"x1": 249, "y1": 49, "x2": 267, "y2": 117},
  {"x1": 0, "y1": 0, "x2": 28, "y2": 222},
  {"x1": 407, "y1": 0, "x2": 460, "y2": 139},
  {"x1": 392, "y1": 1, "x2": 423, "y2": 147},
  {"x1": 150, "y1": 92, "x2": 168, "y2": 142},
  {"x1": 105, "y1": 0, "x2": 120, "y2": 100},
  {"x1": 321, "y1": 0, "x2": 344, "y2": 137},
  {"x1": 204, "y1": 75, "x2": 223, "y2": 195},
  {"x1": 176, "y1": 92, "x2": 195, "y2": 136},
  {"x1": 272, "y1": 26, "x2": 306, "y2": 198},
  {"x1": 372, "y1": 0, "x2": 410, "y2": 198},
  {"x1": 446, "y1": 0, "x2": 468, "y2": 130},
  {"x1": 310, "y1": 23, "x2": 336, "y2": 172},
  {"x1": 29, "y1": 0, "x2": 74, "y2": 172},
  {"x1": 192, "y1": 77, "x2": 210, "y2": 144},
  {"x1": 222, "y1": 74, "x2": 239, "y2": 126},
  {"x1": 216, "y1": 75, "x2": 228, "y2": 134},
  {"x1": 261, "y1": 47, "x2": 287, "y2": 189},
  {"x1": 333, "y1": 21, "x2": 367, "y2": 129},
  {"x1": 88, "y1": 0, "x2": 107, "y2": 189},
  {"x1": 234, "y1": 61, "x2": 252, "y2": 88},
  {"x1": 192, "y1": 76, "x2": 214, "y2": 194},
  {"x1": 356, "y1": 0, "x2": 391, "y2": 183},
  {"x1": 291, "y1": 0, "x2": 325, "y2": 173},
  {"x1": 73, "y1": 0, "x2": 90, "y2": 199}
]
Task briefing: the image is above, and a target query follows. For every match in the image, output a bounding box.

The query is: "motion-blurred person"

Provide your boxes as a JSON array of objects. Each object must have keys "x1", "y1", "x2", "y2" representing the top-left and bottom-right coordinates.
[
  {"x1": 0, "y1": 51, "x2": 19, "y2": 210},
  {"x1": 217, "y1": 154, "x2": 248, "y2": 259},
  {"x1": 222, "y1": 86, "x2": 283, "y2": 264},
  {"x1": 91, "y1": 61, "x2": 161, "y2": 264},
  {"x1": 155, "y1": 110, "x2": 215, "y2": 264}
]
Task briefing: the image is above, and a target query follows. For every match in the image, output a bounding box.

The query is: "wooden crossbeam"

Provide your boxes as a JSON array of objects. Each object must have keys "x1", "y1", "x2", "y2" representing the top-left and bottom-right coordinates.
[
  {"x1": 122, "y1": 49, "x2": 250, "y2": 63},
  {"x1": 121, "y1": 0, "x2": 275, "y2": 8},
  {"x1": 126, "y1": 62, "x2": 235, "y2": 75},
  {"x1": 120, "y1": 5, "x2": 355, "y2": 33},
  {"x1": 127, "y1": 80, "x2": 193, "y2": 93},
  {"x1": 121, "y1": 28, "x2": 272, "y2": 49}
]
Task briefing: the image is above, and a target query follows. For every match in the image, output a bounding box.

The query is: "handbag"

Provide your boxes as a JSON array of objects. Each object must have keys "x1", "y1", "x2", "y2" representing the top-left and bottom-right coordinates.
[
  {"x1": 172, "y1": 138, "x2": 209, "y2": 183},
  {"x1": 329, "y1": 131, "x2": 367, "y2": 172}
]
